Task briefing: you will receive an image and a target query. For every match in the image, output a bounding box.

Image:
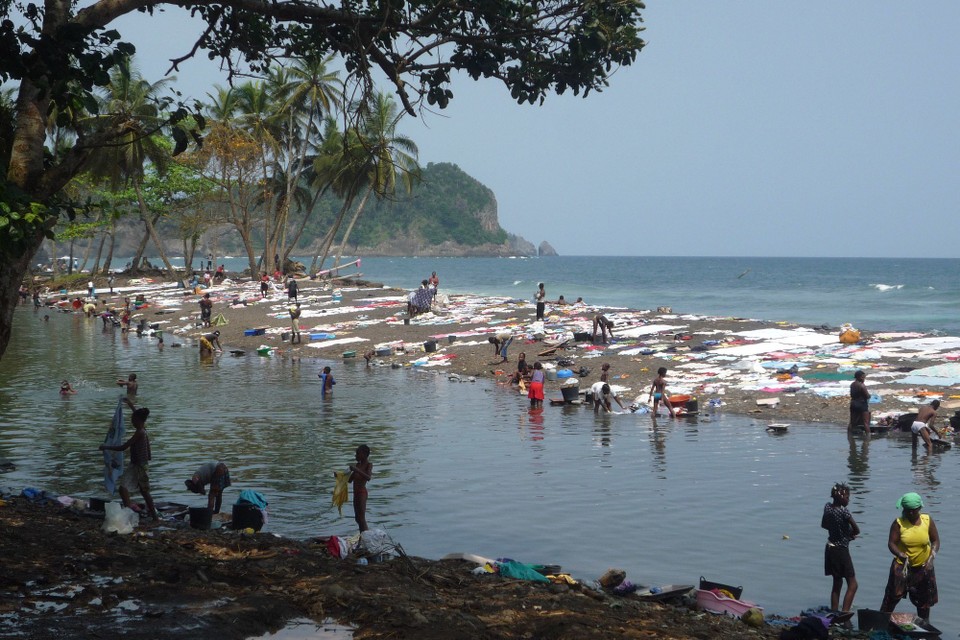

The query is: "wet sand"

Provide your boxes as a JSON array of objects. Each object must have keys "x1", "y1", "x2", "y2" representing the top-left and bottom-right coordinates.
[{"x1": 65, "y1": 274, "x2": 960, "y2": 431}]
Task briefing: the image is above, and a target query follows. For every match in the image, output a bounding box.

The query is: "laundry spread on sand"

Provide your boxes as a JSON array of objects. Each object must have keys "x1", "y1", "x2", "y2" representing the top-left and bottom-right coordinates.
[
  {"x1": 897, "y1": 363, "x2": 960, "y2": 386},
  {"x1": 50, "y1": 274, "x2": 960, "y2": 420}
]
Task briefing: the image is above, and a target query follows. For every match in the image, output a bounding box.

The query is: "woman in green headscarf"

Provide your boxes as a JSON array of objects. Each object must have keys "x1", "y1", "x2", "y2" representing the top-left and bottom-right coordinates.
[{"x1": 880, "y1": 492, "x2": 940, "y2": 621}]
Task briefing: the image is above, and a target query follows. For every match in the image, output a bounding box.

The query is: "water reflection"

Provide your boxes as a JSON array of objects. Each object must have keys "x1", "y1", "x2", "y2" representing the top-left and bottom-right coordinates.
[
  {"x1": 846, "y1": 434, "x2": 870, "y2": 491},
  {"x1": 911, "y1": 450, "x2": 941, "y2": 492},
  {"x1": 4, "y1": 309, "x2": 960, "y2": 633},
  {"x1": 648, "y1": 417, "x2": 668, "y2": 476}
]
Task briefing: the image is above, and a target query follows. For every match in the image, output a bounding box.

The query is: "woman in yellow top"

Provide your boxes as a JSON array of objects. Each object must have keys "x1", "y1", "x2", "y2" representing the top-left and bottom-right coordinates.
[{"x1": 880, "y1": 492, "x2": 940, "y2": 621}]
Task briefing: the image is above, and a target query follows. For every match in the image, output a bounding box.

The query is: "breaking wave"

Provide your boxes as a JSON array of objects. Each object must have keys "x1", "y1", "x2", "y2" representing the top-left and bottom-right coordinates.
[{"x1": 871, "y1": 283, "x2": 904, "y2": 291}]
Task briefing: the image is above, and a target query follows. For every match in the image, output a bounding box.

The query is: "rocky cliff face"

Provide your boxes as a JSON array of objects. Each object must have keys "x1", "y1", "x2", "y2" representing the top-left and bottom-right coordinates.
[
  {"x1": 538, "y1": 241, "x2": 558, "y2": 257},
  {"x1": 355, "y1": 236, "x2": 536, "y2": 257},
  {"x1": 475, "y1": 194, "x2": 500, "y2": 234}
]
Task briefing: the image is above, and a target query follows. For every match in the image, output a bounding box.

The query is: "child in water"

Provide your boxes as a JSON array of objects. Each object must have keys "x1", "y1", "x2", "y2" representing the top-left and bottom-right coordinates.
[
  {"x1": 319, "y1": 366, "x2": 336, "y2": 396},
  {"x1": 60, "y1": 380, "x2": 77, "y2": 395},
  {"x1": 821, "y1": 482, "x2": 859, "y2": 613},
  {"x1": 349, "y1": 445, "x2": 372, "y2": 532},
  {"x1": 647, "y1": 367, "x2": 676, "y2": 418}
]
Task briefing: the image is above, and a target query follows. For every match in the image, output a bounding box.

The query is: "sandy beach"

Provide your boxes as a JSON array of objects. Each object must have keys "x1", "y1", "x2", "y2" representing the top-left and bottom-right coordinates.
[{"x1": 49, "y1": 273, "x2": 960, "y2": 432}]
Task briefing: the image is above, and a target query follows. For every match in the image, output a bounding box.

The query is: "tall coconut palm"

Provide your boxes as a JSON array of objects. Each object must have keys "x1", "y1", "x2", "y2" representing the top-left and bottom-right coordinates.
[
  {"x1": 81, "y1": 58, "x2": 180, "y2": 280},
  {"x1": 271, "y1": 55, "x2": 342, "y2": 269},
  {"x1": 307, "y1": 116, "x2": 366, "y2": 274},
  {"x1": 331, "y1": 92, "x2": 420, "y2": 268}
]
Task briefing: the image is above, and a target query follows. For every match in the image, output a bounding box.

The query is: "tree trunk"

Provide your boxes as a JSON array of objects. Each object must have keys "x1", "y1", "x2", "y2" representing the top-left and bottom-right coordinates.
[
  {"x1": 309, "y1": 196, "x2": 353, "y2": 274},
  {"x1": 102, "y1": 227, "x2": 116, "y2": 274},
  {"x1": 0, "y1": 233, "x2": 44, "y2": 361},
  {"x1": 78, "y1": 234, "x2": 95, "y2": 272},
  {"x1": 333, "y1": 187, "x2": 371, "y2": 269},
  {"x1": 91, "y1": 230, "x2": 107, "y2": 274},
  {"x1": 286, "y1": 190, "x2": 323, "y2": 260},
  {"x1": 130, "y1": 225, "x2": 150, "y2": 273},
  {"x1": 134, "y1": 183, "x2": 182, "y2": 285},
  {"x1": 240, "y1": 229, "x2": 258, "y2": 278}
]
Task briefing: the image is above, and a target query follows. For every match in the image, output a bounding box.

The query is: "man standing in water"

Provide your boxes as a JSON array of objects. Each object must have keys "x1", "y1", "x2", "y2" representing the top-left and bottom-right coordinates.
[{"x1": 848, "y1": 370, "x2": 871, "y2": 435}]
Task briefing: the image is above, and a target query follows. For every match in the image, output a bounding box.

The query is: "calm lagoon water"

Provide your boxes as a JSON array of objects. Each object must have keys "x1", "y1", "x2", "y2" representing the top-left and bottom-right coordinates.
[{"x1": 2, "y1": 305, "x2": 958, "y2": 632}]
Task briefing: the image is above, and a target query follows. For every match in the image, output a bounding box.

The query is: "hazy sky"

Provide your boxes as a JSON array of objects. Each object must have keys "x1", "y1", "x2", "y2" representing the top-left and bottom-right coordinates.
[{"x1": 117, "y1": 2, "x2": 960, "y2": 257}]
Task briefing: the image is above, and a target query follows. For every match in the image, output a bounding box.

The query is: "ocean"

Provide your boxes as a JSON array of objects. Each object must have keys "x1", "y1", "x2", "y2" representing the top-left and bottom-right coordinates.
[
  {"x1": 4, "y1": 255, "x2": 959, "y2": 632},
  {"x1": 178, "y1": 255, "x2": 960, "y2": 335}
]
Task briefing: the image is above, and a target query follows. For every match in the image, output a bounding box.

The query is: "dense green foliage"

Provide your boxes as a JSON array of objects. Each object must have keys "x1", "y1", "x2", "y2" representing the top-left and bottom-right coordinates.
[
  {"x1": 301, "y1": 162, "x2": 507, "y2": 249},
  {"x1": 0, "y1": 0, "x2": 645, "y2": 359}
]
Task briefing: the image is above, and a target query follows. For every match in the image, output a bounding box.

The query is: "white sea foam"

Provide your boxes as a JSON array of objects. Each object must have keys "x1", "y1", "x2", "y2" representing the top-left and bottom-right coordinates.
[{"x1": 871, "y1": 283, "x2": 904, "y2": 291}]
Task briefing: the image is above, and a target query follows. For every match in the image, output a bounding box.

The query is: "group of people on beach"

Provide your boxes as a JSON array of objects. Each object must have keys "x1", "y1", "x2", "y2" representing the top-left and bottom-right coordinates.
[
  {"x1": 823, "y1": 483, "x2": 940, "y2": 623},
  {"x1": 849, "y1": 370, "x2": 944, "y2": 450}
]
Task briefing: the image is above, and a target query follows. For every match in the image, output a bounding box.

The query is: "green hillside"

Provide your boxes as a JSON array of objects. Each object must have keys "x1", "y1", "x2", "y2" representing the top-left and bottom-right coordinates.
[{"x1": 303, "y1": 162, "x2": 508, "y2": 249}]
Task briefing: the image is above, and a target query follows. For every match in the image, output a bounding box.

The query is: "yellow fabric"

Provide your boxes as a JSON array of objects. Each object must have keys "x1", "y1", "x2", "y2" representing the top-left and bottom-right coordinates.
[
  {"x1": 839, "y1": 329, "x2": 861, "y2": 344},
  {"x1": 897, "y1": 513, "x2": 932, "y2": 567},
  {"x1": 332, "y1": 470, "x2": 350, "y2": 515}
]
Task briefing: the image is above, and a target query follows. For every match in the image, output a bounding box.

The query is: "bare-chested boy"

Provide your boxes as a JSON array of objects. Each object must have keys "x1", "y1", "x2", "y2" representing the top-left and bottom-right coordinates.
[
  {"x1": 349, "y1": 445, "x2": 373, "y2": 532},
  {"x1": 648, "y1": 367, "x2": 676, "y2": 418}
]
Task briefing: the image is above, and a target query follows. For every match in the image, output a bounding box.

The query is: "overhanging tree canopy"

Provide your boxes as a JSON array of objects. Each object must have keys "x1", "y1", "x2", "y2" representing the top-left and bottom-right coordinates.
[{"x1": 0, "y1": 0, "x2": 646, "y2": 360}]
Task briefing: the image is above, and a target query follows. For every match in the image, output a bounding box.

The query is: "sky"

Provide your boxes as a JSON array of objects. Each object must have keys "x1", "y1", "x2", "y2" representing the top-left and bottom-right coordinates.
[{"x1": 114, "y1": 2, "x2": 960, "y2": 257}]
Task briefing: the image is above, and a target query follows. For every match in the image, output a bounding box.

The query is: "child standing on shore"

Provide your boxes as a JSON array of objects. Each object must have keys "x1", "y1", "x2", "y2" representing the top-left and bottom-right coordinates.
[
  {"x1": 349, "y1": 445, "x2": 372, "y2": 532},
  {"x1": 821, "y1": 482, "x2": 860, "y2": 613},
  {"x1": 99, "y1": 401, "x2": 159, "y2": 521},
  {"x1": 647, "y1": 367, "x2": 675, "y2": 418}
]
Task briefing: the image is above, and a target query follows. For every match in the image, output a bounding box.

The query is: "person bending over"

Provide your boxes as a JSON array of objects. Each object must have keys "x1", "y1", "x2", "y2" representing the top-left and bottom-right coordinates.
[{"x1": 185, "y1": 462, "x2": 232, "y2": 513}]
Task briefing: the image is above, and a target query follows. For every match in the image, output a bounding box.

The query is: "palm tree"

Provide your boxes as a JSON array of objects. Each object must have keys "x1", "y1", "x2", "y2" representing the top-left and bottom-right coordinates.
[
  {"x1": 330, "y1": 92, "x2": 420, "y2": 269},
  {"x1": 271, "y1": 55, "x2": 342, "y2": 269},
  {"x1": 82, "y1": 57, "x2": 180, "y2": 280},
  {"x1": 308, "y1": 116, "x2": 366, "y2": 274}
]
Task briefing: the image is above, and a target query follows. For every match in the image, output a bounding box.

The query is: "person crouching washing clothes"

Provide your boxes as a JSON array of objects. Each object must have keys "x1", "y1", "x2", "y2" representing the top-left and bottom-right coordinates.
[{"x1": 185, "y1": 462, "x2": 232, "y2": 513}]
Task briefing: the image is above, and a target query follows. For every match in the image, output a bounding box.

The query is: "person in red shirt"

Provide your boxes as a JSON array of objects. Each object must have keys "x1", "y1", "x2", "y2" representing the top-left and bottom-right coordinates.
[{"x1": 259, "y1": 273, "x2": 269, "y2": 298}]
